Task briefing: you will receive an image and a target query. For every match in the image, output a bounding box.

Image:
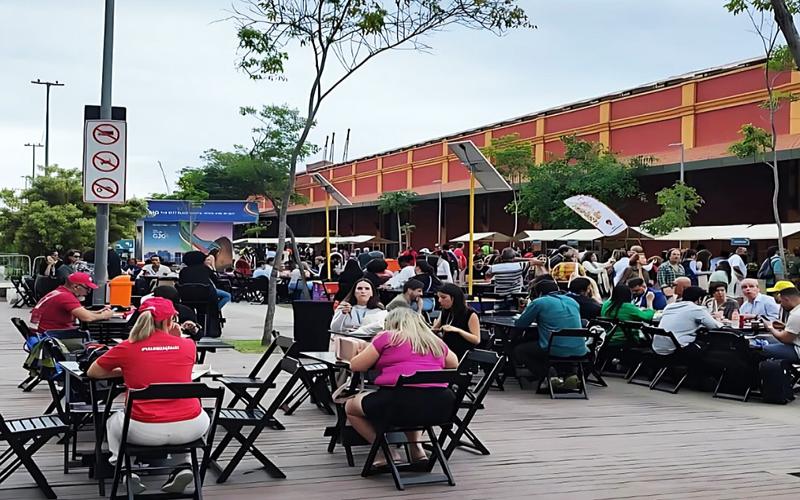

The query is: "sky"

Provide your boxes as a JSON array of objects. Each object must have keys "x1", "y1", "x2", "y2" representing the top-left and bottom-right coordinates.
[{"x1": 0, "y1": 0, "x2": 768, "y2": 198}]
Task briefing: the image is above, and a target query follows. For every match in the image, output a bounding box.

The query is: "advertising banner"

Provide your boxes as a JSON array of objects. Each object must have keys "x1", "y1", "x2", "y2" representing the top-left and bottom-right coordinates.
[{"x1": 563, "y1": 195, "x2": 627, "y2": 237}]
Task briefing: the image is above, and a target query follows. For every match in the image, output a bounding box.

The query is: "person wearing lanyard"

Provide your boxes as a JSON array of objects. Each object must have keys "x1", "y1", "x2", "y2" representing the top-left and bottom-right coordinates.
[{"x1": 330, "y1": 278, "x2": 388, "y2": 335}]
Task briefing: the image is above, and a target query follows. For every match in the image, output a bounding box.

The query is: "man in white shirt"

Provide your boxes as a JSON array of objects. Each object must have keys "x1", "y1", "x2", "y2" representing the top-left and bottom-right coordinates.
[
  {"x1": 613, "y1": 245, "x2": 653, "y2": 286},
  {"x1": 727, "y1": 247, "x2": 748, "y2": 280},
  {"x1": 141, "y1": 256, "x2": 173, "y2": 277},
  {"x1": 381, "y1": 255, "x2": 416, "y2": 289},
  {"x1": 739, "y1": 278, "x2": 781, "y2": 321},
  {"x1": 654, "y1": 286, "x2": 722, "y2": 356},
  {"x1": 762, "y1": 285, "x2": 800, "y2": 362}
]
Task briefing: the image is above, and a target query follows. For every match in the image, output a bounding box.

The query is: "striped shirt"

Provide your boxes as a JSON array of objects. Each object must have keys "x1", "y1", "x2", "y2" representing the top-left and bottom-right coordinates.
[{"x1": 488, "y1": 262, "x2": 526, "y2": 296}]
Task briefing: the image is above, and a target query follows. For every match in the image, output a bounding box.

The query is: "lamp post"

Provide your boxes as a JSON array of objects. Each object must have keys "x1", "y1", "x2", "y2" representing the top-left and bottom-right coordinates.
[
  {"x1": 23, "y1": 142, "x2": 43, "y2": 184},
  {"x1": 668, "y1": 142, "x2": 685, "y2": 183},
  {"x1": 30, "y1": 79, "x2": 64, "y2": 169},
  {"x1": 432, "y1": 179, "x2": 443, "y2": 247}
]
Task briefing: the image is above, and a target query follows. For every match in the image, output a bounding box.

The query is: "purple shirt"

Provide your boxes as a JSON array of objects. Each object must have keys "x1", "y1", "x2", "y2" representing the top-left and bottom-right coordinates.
[{"x1": 371, "y1": 331, "x2": 449, "y2": 387}]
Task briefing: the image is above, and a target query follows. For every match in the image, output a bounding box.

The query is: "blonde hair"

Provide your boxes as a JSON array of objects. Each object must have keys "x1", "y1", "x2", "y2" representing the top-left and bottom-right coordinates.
[
  {"x1": 128, "y1": 311, "x2": 171, "y2": 343},
  {"x1": 383, "y1": 307, "x2": 445, "y2": 358}
]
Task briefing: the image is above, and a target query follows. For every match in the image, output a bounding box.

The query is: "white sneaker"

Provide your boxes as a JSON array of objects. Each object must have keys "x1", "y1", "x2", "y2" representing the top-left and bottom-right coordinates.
[
  {"x1": 161, "y1": 467, "x2": 194, "y2": 493},
  {"x1": 124, "y1": 473, "x2": 146, "y2": 495}
]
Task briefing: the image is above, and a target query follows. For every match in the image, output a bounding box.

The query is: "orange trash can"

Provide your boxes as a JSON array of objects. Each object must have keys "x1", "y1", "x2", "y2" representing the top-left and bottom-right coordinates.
[{"x1": 108, "y1": 275, "x2": 134, "y2": 307}]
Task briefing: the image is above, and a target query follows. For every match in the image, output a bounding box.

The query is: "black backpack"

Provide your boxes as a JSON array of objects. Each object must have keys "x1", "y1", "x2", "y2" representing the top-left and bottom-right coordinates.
[
  {"x1": 758, "y1": 359, "x2": 796, "y2": 404},
  {"x1": 757, "y1": 257, "x2": 776, "y2": 281}
]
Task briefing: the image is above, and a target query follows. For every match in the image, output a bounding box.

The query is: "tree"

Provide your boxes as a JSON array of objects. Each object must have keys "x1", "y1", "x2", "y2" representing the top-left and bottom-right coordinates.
[
  {"x1": 726, "y1": 2, "x2": 796, "y2": 272},
  {"x1": 0, "y1": 165, "x2": 146, "y2": 258},
  {"x1": 482, "y1": 133, "x2": 533, "y2": 239},
  {"x1": 725, "y1": 1, "x2": 800, "y2": 69},
  {"x1": 640, "y1": 182, "x2": 705, "y2": 236},
  {"x1": 377, "y1": 190, "x2": 418, "y2": 249},
  {"x1": 231, "y1": 0, "x2": 532, "y2": 342},
  {"x1": 516, "y1": 136, "x2": 646, "y2": 229}
]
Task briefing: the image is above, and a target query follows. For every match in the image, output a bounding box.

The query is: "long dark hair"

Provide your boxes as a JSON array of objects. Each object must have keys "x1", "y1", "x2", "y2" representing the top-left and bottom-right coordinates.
[
  {"x1": 715, "y1": 260, "x2": 732, "y2": 283},
  {"x1": 342, "y1": 278, "x2": 383, "y2": 309},
  {"x1": 606, "y1": 284, "x2": 632, "y2": 318},
  {"x1": 338, "y1": 258, "x2": 363, "y2": 283},
  {"x1": 438, "y1": 283, "x2": 470, "y2": 324},
  {"x1": 581, "y1": 251, "x2": 596, "y2": 264}
]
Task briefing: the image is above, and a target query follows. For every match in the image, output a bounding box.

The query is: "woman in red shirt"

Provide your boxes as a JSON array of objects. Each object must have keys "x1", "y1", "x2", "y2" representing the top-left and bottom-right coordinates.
[{"x1": 88, "y1": 297, "x2": 206, "y2": 495}]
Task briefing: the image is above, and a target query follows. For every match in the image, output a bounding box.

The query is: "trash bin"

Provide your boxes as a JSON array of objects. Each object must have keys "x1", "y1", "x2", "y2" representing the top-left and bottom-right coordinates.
[{"x1": 108, "y1": 275, "x2": 134, "y2": 307}]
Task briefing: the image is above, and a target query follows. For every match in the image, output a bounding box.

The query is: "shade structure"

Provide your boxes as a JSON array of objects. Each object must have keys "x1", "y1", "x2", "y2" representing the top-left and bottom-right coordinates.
[
  {"x1": 516, "y1": 229, "x2": 579, "y2": 242},
  {"x1": 450, "y1": 232, "x2": 513, "y2": 243},
  {"x1": 564, "y1": 229, "x2": 604, "y2": 241},
  {"x1": 739, "y1": 223, "x2": 800, "y2": 240},
  {"x1": 648, "y1": 224, "x2": 753, "y2": 241},
  {"x1": 233, "y1": 237, "x2": 325, "y2": 245},
  {"x1": 330, "y1": 235, "x2": 397, "y2": 245}
]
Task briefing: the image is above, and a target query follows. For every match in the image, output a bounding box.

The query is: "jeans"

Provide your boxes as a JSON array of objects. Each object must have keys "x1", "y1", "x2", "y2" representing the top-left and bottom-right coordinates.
[
  {"x1": 512, "y1": 341, "x2": 549, "y2": 380},
  {"x1": 106, "y1": 410, "x2": 209, "y2": 464},
  {"x1": 762, "y1": 343, "x2": 800, "y2": 362},
  {"x1": 215, "y1": 289, "x2": 231, "y2": 309}
]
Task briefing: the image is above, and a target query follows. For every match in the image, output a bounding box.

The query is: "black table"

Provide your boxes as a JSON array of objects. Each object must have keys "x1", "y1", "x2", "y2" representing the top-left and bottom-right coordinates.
[
  {"x1": 82, "y1": 317, "x2": 132, "y2": 341},
  {"x1": 196, "y1": 337, "x2": 235, "y2": 363}
]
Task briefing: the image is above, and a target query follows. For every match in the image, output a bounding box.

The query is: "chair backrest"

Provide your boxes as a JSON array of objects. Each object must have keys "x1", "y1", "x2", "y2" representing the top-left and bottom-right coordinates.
[
  {"x1": 176, "y1": 283, "x2": 216, "y2": 305},
  {"x1": 291, "y1": 300, "x2": 334, "y2": 352},
  {"x1": 641, "y1": 325, "x2": 681, "y2": 351},
  {"x1": 458, "y1": 349, "x2": 505, "y2": 401},
  {"x1": 251, "y1": 276, "x2": 269, "y2": 293},
  {"x1": 396, "y1": 369, "x2": 471, "y2": 423},
  {"x1": 121, "y1": 382, "x2": 224, "y2": 450},
  {"x1": 546, "y1": 328, "x2": 595, "y2": 356},
  {"x1": 11, "y1": 317, "x2": 35, "y2": 341},
  {"x1": 248, "y1": 330, "x2": 280, "y2": 378}
]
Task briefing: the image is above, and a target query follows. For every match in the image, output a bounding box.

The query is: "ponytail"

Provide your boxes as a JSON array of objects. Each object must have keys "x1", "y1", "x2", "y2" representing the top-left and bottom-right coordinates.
[{"x1": 129, "y1": 311, "x2": 171, "y2": 343}]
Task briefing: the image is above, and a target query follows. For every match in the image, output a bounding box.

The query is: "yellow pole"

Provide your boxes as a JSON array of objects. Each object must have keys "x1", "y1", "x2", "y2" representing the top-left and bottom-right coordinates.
[
  {"x1": 468, "y1": 171, "x2": 475, "y2": 297},
  {"x1": 325, "y1": 192, "x2": 332, "y2": 281}
]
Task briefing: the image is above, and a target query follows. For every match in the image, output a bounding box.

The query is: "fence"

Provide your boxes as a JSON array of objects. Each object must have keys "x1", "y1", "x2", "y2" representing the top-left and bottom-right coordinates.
[{"x1": 0, "y1": 254, "x2": 32, "y2": 286}]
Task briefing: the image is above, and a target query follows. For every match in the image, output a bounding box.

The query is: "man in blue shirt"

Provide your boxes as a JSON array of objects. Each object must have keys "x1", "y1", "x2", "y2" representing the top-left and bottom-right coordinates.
[
  {"x1": 514, "y1": 276, "x2": 587, "y2": 388},
  {"x1": 628, "y1": 277, "x2": 667, "y2": 310},
  {"x1": 740, "y1": 279, "x2": 781, "y2": 321}
]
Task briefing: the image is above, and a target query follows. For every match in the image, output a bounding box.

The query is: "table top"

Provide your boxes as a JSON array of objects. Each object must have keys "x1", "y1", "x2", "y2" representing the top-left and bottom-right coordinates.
[
  {"x1": 59, "y1": 360, "x2": 85, "y2": 379},
  {"x1": 300, "y1": 351, "x2": 349, "y2": 368},
  {"x1": 196, "y1": 338, "x2": 235, "y2": 350},
  {"x1": 330, "y1": 330, "x2": 375, "y2": 341},
  {"x1": 480, "y1": 314, "x2": 537, "y2": 329}
]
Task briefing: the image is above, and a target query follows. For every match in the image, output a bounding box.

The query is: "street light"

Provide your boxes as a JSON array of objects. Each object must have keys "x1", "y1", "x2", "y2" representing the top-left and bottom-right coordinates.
[
  {"x1": 432, "y1": 179, "x2": 443, "y2": 247},
  {"x1": 668, "y1": 142, "x2": 685, "y2": 183},
  {"x1": 30, "y1": 79, "x2": 64, "y2": 169},
  {"x1": 23, "y1": 142, "x2": 43, "y2": 183}
]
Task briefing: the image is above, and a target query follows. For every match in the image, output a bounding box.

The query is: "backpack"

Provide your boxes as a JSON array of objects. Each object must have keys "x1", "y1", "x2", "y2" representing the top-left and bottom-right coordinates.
[
  {"x1": 756, "y1": 256, "x2": 775, "y2": 281},
  {"x1": 758, "y1": 359, "x2": 795, "y2": 404},
  {"x1": 23, "y1": 336, "x2": 70, "y2": 381}
]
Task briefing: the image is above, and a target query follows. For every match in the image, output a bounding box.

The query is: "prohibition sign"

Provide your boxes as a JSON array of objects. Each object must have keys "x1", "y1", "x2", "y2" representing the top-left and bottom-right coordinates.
[
  {"x1": 91, "y1": 151, "x2": 120, "y2": 172},
  {"x1": 93, "y1": 123, "x2": 120, "y2": 145},
  {"x1": 91, "y1": 178, "x2": 119, "y2": 199}
]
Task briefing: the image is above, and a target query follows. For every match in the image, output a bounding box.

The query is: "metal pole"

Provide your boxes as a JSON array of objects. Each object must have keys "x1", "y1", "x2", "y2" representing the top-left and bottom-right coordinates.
[
  {"x1": 468, "y1": 172, "x2": 475, "y2": 297},
  {"x1": 92, "y1": 0, "x2": 114, "y2": 304},
  {"x1": 679, "y1": 143, "x2": 685, "y2": 183},
  {"x1": 437, "y1": 181, "x2": 443, "y2": 247},
  {"x1": 335, "y1": 205, "x2": 340, "y2": 237},
  {"x1": 24, "y1": 143, "x2": 43, "y2": 184},
  {"x1": 325, "y1": 192, "x2": 332, "y2": 281},
  {"x1": 30, "y1": 80, "x2": 64, "y2": 169}
]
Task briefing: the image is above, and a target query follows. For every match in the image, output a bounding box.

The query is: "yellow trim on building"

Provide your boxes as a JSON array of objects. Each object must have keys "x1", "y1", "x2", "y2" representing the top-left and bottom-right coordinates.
[
  {"x1": 376, "y1": 157, "x2": 383, "y2": 194},
  {"x1": 598, "y1": 102, "x2": 611, "y2": 148},
  {"x1": 791, "y1": 71, "x2": 800, "y2": 135},
  {"x1": 681, "y1": 82, "x2": 696, "y2": 148}
]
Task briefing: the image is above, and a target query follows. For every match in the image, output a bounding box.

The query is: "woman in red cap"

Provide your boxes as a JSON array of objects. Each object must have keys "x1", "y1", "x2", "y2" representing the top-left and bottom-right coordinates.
[{"x1": 88, "y1": 297, "x2": 206, "y2": 495}]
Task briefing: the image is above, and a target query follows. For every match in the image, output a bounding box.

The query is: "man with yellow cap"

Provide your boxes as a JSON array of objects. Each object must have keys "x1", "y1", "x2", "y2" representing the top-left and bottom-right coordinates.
[{"x1": 767, "y1": 280, "x2": 797, "y2": 323}]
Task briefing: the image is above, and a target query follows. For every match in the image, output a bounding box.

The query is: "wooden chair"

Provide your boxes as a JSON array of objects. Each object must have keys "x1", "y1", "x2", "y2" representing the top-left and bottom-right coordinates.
[
  {"x1": 0, "y1": 411, "x2": 68, "y2": 499},
  {"x1": 361, "y1": 370, "x2": 470, "y2": 491},
  {"x1": 443, "y1": 349, "x2": 505, "y2": 457},
  {"x1": 109, "y1": 383, "x2": 224, "y2": 500}
]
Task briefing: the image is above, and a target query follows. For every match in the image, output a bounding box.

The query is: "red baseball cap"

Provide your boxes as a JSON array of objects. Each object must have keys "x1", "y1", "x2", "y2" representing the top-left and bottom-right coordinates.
[
  {"x1": 68, "y1": 272, "x2": 98, "y2": 289},
  {"x1": 139, "y1": 297, "x2": 177, "y2": 322}
]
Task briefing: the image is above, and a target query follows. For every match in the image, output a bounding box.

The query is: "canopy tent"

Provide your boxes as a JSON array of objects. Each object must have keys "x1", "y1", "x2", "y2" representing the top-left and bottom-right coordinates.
[
  {"x1": 738, "y1": 223, "x2": 800, "y2": 240},
  {"x1": 561, "y1": 229, "x2": 604, "y2": 241},
  {"x1": 450, "y1": 232, "x2": 513, "y2": 243},
  {"x1": 516, "y1": 229, "x2": 577, "y2": 242},
  {"x1": 647, "y1": 224, "x2": 752, "y2": 242},
  {"x1": 330, "y1": 235, "x2": 397, "y2": 245}
]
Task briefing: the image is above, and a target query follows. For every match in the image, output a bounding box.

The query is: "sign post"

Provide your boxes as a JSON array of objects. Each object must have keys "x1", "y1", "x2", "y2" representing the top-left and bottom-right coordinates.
[{"x1": 83, "y1": 119, "x2": 126, "y2": 204}]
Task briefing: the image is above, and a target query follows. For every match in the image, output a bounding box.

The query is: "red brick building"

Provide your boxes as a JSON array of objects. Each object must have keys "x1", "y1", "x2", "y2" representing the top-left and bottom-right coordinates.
[{"x1": 261, "y1": 58, "x2": 800, "y2": 252}]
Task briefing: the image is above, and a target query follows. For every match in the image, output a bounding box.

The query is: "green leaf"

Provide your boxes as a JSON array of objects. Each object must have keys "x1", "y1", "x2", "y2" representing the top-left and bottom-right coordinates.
[{"x1": 640, "y1": 181, "x2": 705, "y2": 236}]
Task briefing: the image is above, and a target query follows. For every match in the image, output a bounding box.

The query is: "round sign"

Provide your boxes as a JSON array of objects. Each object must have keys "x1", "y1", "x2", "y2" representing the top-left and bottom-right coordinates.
[
  {"x1": 92, "y1": 123, "x2": 120, "y2": 145},
  {"x1": 91, "y1": 151, "x2": 120, "y2": 172},
  {"x1": 91, "y1": 178, "x2": 119, "y2": 199}
]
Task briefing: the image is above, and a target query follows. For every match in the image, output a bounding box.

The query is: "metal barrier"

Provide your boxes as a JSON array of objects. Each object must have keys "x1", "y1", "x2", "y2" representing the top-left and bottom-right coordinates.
[{"x1": 0, "y1": 254, "x2": 32, "y2": 285}]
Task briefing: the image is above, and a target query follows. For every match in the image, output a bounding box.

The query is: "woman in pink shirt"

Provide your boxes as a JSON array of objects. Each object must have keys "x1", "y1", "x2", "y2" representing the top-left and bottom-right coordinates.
[{"x1": 345, "y1": 307, "x2": 458, "y2": 464}]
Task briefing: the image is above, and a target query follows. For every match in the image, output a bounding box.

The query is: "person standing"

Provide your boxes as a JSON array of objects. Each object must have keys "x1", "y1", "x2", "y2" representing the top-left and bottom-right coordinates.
[
  {"x1": 657, "y1": 249, "x2": 685, "y2": 289},
  {"x1": 757, "y1": 246, "x2": 785, "y2": 288}
]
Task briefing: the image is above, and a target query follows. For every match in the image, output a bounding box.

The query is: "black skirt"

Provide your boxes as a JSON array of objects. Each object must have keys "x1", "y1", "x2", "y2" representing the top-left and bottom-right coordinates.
[{"x1": 361, "y1": 387, "x2": 455, "y2": 427}]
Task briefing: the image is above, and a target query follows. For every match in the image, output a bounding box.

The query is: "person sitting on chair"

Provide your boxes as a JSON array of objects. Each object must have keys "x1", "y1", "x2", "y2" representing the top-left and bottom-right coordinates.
[
  {"x1": 331, "y1": 279, "x2": 388, "y2": 336},
  {"x1": 30, "y1": 272, "x2": 114, "y2": 333},
  {"x1": 179, "y1": 251, "x2": 230, "y2": 310},
  {"x1": 432, "y1": 283, "x2": 481, "y2": 360},
  {"x1": 600, "y1": 284, "x2": 656, "y2": 346},
  {"x1": 345, "y1": 307, "x2": 459, "y2": 466},
  {"x1": 87, "y1": 297, "x2": 207, "y2": 495},
  {"x1": 386, "y1": 279, "x2": 425, "y2": 312}
]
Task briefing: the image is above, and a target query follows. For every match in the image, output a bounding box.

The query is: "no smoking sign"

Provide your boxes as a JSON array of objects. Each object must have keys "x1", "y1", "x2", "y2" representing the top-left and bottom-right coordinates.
[{"x1": 83, "y1": 119, "x2": 126, "y2": 204}]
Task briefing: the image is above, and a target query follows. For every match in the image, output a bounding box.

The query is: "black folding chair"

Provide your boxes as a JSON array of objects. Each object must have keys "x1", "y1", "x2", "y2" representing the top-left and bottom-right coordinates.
[
  {"x1": 10, "y1": 276, "x2": 36, "y2": 307},
  {"x1": 703, "y1": 329, "x2": 759, "y2": 402},
  {"x1": 246, "y1": 277, "x2": 269, "y2": 303},
  {"x1": 536, "y1": 328, "x2": 598, "y2": 400},
  {"x1": 443, "y1": 349, "x2": 504, "y2": 458},
  {"x1": 273, "y1": 335, "x2": 335, "y2": 416},
  {"x1": 0, "y1": 411, "x2": 68, "y2": 499},
  {"x1": 109, "y1": 383, "x2": 224, "y2": 500},
  {"x1": 218, "y1": 330, "x2": 284, "y2": 430},
  {"x1": 626, "y1": 326, "x2": 662, "y2": 388},
  {"x1": 647, "y1": 326, "x2": 692, "y2": 394},
  {"x1": 11, "y1": 317, "x2": 42, "y2": 391},
  {"x1": 361, "y1": 370, "x2": 470, "y2": 491}
]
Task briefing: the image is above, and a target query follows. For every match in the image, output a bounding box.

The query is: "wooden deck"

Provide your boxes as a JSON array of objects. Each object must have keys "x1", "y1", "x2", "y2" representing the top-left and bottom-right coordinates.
[{"x1": 2, "y1": 302, "x2": 800, "y2": 499}]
